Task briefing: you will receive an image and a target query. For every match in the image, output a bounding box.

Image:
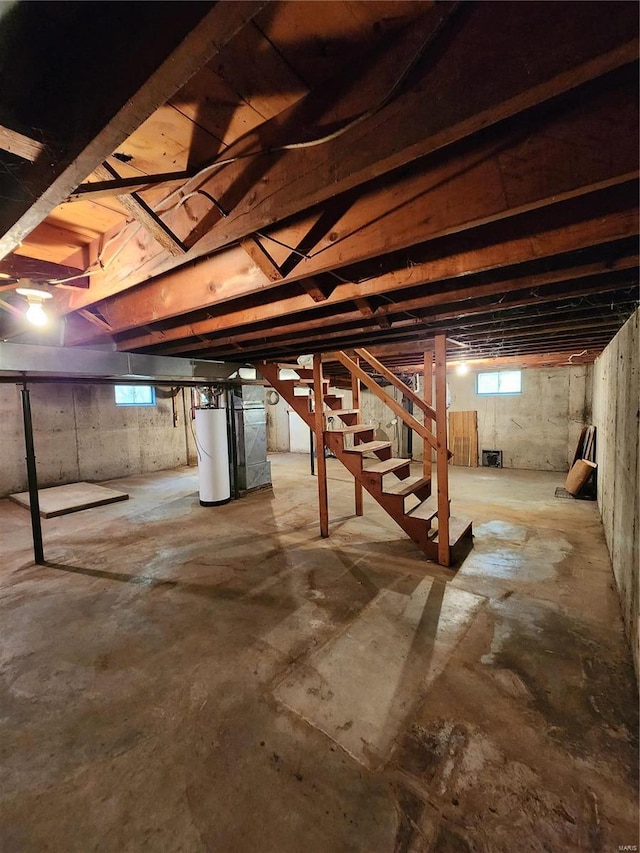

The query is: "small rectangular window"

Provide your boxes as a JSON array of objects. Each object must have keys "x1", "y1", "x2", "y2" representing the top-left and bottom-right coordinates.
[
  {"x1": 476, "y1": 370, "x2": 521, "y2": 396},
  {"x1": 114, "y1": 385, "x2": 156, "y2": 406}
]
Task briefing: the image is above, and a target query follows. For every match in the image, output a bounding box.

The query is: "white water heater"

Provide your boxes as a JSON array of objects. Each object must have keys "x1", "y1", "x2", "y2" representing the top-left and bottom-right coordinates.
[{"x1": 194, "y1": 407, "x2": 231, "y2": 506}]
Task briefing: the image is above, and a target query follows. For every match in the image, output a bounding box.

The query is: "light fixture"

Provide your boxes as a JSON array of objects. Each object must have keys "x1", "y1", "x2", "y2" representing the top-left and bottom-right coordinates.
[
  {"x1": 16, "y1": 283, "x2": 53, "y2": 327},
  {"x1": 455, "y1": 362, "x2": 470, "y2": 376}
]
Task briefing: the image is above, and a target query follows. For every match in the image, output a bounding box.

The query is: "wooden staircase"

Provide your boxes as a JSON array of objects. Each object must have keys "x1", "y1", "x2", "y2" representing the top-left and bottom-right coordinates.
[{"x1": 257, "y1": 345, "x2": 472, "y2": 567}]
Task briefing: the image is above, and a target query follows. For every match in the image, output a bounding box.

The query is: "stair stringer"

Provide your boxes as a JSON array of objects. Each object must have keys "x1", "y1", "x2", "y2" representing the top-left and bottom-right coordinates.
[{"x1": 324, "y1": 432, "x2": 439, "y2": 560}]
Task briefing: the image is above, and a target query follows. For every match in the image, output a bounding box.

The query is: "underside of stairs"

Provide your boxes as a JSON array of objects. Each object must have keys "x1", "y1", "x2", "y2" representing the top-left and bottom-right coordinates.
[{"x1": 257, "y1": 351, "x2": 472, "y2": 567}]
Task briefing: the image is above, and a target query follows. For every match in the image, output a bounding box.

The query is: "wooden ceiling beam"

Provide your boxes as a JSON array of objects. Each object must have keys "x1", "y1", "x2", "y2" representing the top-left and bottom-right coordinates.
[
  {"x1": 97, "y1": 197, "x2": 638, "y2": 351},
  {"x1": 143, "y1": 272, "x2": 636, "y2": 359},
  {"x1": 73, "y1": 1, "x2": 639, "y2": 299},
  {"x1": 195, "y1": 299, "x2": 634, "y2": 362},
  {"x1": 330, "y1": 324, "x2": 625, "y2": 360},
  {"x1": 0, "y1": 1, "x2": 268, "y2": 260},
  {"x1": 391, "y1": 353, "x2": 602, "y2": 372},
  {"x1": 164, "y1": 276, "x2": 639, "y2": 357},
  {"x1": 0, "y1": 254, "x2": 87, "y2": 286},
  {"x1": 56, "y1": 84, "x2": 639, "y2": 321}
]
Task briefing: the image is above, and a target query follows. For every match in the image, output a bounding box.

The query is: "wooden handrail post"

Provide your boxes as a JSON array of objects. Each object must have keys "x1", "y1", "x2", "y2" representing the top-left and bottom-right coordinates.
[
  {"x1": 313, "y1": 353, "x2": 329, "y2": 537},
  {"x1": 434, "y1": 335, "x2": 450, "y2": 566},
  {"x1": 423, "y1": 350, "x2": 433, "y2": 479},
  {"x1": 351, "y1": 353, "x2": 364, "y2": 517},
  {"x1": 335, "y1": 350, "x2": 446, "y2": 456},
  {"x1": 355, "y1": 347, "x2": 437, "y2": 422}
]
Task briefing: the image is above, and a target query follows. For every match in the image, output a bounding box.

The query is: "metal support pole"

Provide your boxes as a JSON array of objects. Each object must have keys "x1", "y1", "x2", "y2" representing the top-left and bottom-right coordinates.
[
  {"x1": 351, "y1": 354, "x2": 363, "y2": 516},
  {"x1": 20, "y1": 382, "x2": 45, "y2": 564},
  {"x1": 226, "y1": 387, "x2": 239, "y2": 499},
  {"x1": 313, "y1": 354, "x2": 329, "y2": 538}
]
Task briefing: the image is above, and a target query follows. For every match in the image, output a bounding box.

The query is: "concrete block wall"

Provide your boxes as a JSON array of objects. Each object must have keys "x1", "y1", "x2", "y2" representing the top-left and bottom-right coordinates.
[
  {"x1": 0, "y1": 383, "x2": 198, "y2": 497},
  {"x1": 591, "y1": 309, "x2": 639, "y2": 677}
]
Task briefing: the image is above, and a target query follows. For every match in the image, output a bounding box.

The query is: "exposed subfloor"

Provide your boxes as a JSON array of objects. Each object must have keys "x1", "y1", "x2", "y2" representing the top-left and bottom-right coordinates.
[{"x1": 0, "y1": 454, "x2": 637, "y2": 852}]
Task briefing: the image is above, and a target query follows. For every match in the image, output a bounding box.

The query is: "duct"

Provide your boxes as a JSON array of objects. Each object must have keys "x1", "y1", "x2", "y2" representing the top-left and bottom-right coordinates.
[{"x1": 0, "y1": 342, "x2": 244, "y2": 382}]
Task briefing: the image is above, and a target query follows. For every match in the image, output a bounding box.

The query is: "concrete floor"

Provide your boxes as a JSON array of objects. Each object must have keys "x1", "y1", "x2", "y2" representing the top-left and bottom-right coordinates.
[{"x1": 0, "y1": 454, "x2": 637, "y2": 852}]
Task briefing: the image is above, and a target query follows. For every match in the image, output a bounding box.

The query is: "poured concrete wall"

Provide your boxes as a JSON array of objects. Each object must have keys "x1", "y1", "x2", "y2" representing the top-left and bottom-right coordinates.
[
  {"x1": 0, "y1": 383, "x2": 197, "y2": 497},
  {"x1": 266, "y1": 366, "x2": 589, "y2": 471},
  {"x1": 411, "y1": 366, "x2": 590, "y2": 471},
  {"x1": 591, "y1": 310, "x2": 639, "y2": 676}
]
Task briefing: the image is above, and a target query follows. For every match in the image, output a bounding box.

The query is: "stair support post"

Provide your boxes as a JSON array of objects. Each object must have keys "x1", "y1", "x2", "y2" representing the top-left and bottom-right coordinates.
[
  {"x1": 351, "y1": 354, "x2": 363, "y2": 517},
  {"x1": 313, "y1": 353, "x2": 329, "y2": 537},
  {"x1": 434, "y1": 335, "x2": 450, "y2": 566},
  {"x1": 423, "y1": 350, "x2": 433, "y2": 480}
]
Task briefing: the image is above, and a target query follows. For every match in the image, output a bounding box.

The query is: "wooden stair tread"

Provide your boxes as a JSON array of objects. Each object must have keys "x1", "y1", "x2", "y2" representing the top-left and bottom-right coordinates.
[
  {"x1": 407, "y1": 498, "x2": 438, "y2": 522},
  {"x1": 325, "y1": 425, "x2": 374, "y2": 435},
  {"x1": 345, "y1": 440, "x2": 391, "y2": 454},
  {"x1": 384, "y1": 476, "x2": 430, "y2": 497},
  {"x1": 432, "y1": 516, "x2": 473, "y2": 545},
  {"x1": 364, "y1": 457, "x2": 411, "y2": 475},
  {"x1": 259, "y1": 357, "x2": 472, "y2": 567}
]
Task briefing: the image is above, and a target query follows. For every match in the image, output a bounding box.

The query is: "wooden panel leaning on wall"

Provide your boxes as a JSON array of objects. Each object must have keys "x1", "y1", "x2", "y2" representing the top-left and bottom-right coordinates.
[{"x1": 448, "y1": 411, "x2": 479, "y2": 467}]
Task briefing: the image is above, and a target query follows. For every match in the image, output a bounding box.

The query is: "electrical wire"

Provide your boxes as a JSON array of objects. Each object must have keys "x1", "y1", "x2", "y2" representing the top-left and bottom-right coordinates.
[{"x1": 44, "y1": 5, "x2": 460, "y2": 291}]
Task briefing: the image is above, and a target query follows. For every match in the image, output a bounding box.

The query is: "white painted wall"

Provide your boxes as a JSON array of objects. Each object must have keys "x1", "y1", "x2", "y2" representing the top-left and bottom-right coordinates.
[
  {"x1": 591, "y1": 309, "x2": 639, "y2": 677},
  {"x1": 266, "y1": 386, "x2": 353, "y2": 452}
]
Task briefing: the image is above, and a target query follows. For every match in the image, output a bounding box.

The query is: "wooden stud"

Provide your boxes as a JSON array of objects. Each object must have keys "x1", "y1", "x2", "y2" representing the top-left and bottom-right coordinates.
[
  {"x1": 423, "y1": 350, "x2": 433, "y2": 479},
  {"x1": 300, "y1": 279, "x2": 330, "y2": 302},
  {"x1": 0, "y1": 126, "x2": 45, "y2": 162},
  {"x1": 68, "y1": 171, "x2": 192, "y2": 201},
  {"x1": 77, "y1": 309, "x2": 113, "y2": 334},
  {"x1": 94, "y1": 164, "x2": 187, "y2": 256},
  {"x1": 355, "y1": 348, "x2": 437, "y2": 421},
  {"x1": 239, "y1": 236, "x2": 283, "y2": 282},
  {"x1": 434, "y1": 334, "x2": 450, "y2": 566},
  {"x1": 335, "y1": 351, "x2": 441, "y2": 455},
  {"x1": 313, "y1": 353, "x2": 329, "y2": 538},
  {"x1": 354, "y1": 297, "x2": 374, "y2": 318}
]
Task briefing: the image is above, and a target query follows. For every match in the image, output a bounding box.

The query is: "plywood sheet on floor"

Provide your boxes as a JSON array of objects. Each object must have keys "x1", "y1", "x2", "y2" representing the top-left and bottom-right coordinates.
[{"x1": 9, "y1": 482, "x2": 129, "y2": 518}]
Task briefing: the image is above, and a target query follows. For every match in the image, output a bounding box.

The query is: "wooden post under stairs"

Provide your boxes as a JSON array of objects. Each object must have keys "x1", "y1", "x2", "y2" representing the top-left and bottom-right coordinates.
[{"x1": 313, "y1": 353, "x2": 329, "y2": 537}]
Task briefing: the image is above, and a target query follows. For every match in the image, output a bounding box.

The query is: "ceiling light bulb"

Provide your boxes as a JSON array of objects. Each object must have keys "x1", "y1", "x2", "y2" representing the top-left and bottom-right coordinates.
[
  {"x1": 455, "y1": 362, "x2": 470, "y2": 376},
  {"x1": 25, "y1": 302, "x2": 48, "y2": 326}
]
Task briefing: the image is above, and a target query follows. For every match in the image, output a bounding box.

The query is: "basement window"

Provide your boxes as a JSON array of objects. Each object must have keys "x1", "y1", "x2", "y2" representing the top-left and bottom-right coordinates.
[
  {"x1": 114, "y1": 385, "x2": 156, "y2": 407},
  {"x1": 476, "y1": 370, "x2": 522, "y2": 396}
]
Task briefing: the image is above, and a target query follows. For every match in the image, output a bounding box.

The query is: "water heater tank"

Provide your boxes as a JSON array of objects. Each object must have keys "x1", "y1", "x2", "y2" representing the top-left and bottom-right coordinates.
[{"x1": 194, "y1": 408, "x2": 231, "y2": 505}]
